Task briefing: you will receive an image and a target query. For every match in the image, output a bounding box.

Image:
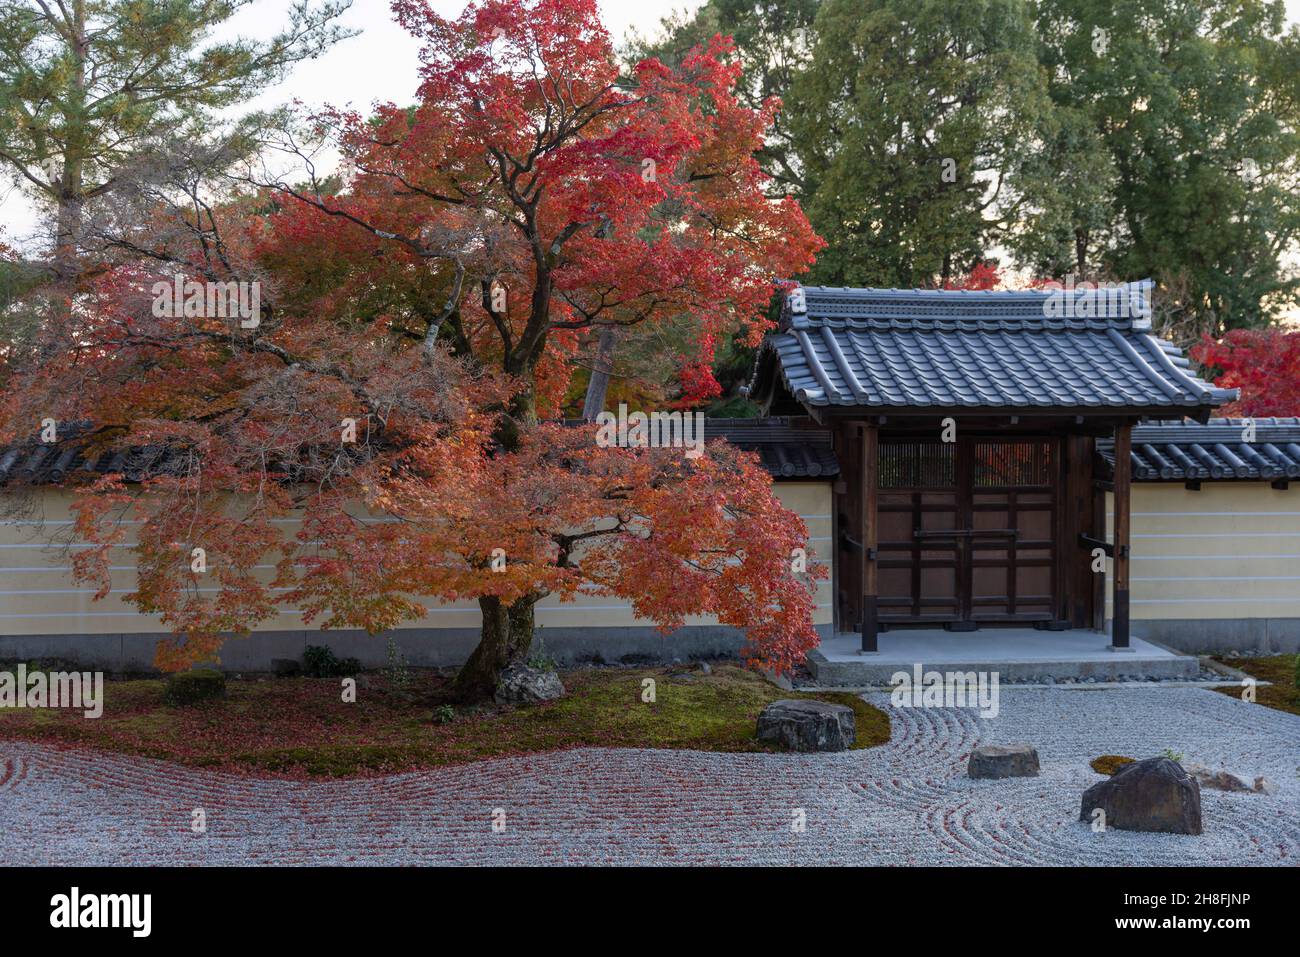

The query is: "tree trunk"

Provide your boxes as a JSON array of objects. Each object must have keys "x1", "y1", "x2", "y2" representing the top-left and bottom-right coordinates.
[
  {"x1": 43, "y1": 0, "x2": 88, "y2": 328},
  {"x1": 451, "y1": 594, "x2": 538, "y2": 701},
  {"x1": 54, "y1": 185, "x2": 83, "y2": 285},
  {"x1": 580, "y1": 324, "x2": 618, "y2": 421},
  {"x1": 454, "y1": 278, "x2": 550, "y2": 699},
  {"x1": 491, "y1": 383, "x2": 537, "y2": 460}
]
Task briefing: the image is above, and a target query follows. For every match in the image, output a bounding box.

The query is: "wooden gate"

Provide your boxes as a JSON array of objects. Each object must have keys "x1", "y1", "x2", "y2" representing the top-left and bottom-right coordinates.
[{"x1": 875, "y1": 437, "x2": 1059, "y2": 628}]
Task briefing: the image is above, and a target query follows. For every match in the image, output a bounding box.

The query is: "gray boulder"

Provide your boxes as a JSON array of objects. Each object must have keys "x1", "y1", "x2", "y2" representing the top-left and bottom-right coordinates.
[
  {"x1": 968, "y1": 744, "x2": 1040, "y2": 779},
  {"x1": 494, "y1": 664, "x2": 565, "y2": 705},
  {"x1": 271, "y1": 658, "x2": 301, "y2": 677},
  {"x1": 757, "y1": 699, "x2": 855, "y2": 752},
  {"x1": 1080, "y1": 756, "x2": 1203, "y2": 835}
]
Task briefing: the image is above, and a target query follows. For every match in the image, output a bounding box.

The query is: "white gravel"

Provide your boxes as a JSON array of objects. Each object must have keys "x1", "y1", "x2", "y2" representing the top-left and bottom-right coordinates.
[{"x1": 1, "y1": 686, "x2": 1296, "y2": 865}]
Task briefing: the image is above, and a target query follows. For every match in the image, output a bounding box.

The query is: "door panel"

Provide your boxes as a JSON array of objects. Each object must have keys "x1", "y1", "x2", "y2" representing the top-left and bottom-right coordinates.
[{"x1": 877, "y1": 437, "x2": 1058, "y2": 627}]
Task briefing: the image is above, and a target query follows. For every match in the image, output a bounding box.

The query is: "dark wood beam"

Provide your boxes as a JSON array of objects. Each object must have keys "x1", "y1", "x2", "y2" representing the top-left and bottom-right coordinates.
[
  {"x1": 1111, "y1": 423, "x2": 1132, "y2": 650},
  {"x1": 860, "y1": 422, "x2": 879, "y2": 653}
]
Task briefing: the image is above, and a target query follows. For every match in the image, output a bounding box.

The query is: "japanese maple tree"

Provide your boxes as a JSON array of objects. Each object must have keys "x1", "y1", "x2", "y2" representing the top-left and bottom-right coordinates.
[
  {"x1": 1191, "y1": 328, "x2": 1300, "y2": 417},
  {"x1": 0, "y1": 0, "x2": 825, "y2": 700}
]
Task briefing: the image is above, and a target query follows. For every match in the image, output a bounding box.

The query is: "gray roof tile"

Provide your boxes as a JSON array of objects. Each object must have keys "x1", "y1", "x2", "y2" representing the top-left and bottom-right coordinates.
[
  {"x1": 1099, "y1": 418, "x2": 1300, "y2": 481},
  {"x1": 751, "y1": 282, "x2": 1236, "y2": 414},
  {"x1": 705, "y1": 418, "x2": 839, "y2": 478}
]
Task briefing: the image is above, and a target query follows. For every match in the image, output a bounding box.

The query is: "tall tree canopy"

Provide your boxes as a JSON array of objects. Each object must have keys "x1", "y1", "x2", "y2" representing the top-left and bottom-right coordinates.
[
  {"x1": 643, "y1": 0, "x2": 1300, "y2": 334},
  {"x1": 787, "y1": 0, "x2": 1051, "y2": 287},
  {"x1": 1032, "y1": 0, "x2": 1300, "y2": 335}
]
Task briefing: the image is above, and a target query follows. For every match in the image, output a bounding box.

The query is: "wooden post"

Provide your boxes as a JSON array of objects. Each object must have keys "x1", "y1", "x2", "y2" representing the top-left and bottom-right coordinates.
[
  {"x1": 1111, "y1": 422, "x2": 1132, "y2": 649},
  {"x1": 860, "y1": 422, "x2": 879, "y2": 653}
]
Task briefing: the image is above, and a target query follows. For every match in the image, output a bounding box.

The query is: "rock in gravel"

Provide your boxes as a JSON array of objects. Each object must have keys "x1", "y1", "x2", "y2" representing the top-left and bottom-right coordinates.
[
  {"x1": 968, "y1": 744, "x2": 1040, "y2": 779},
  {"x1": 756, "y1": 699, "x2": 855, "y2": 752},
  {"x1": 1185, "y1": 762, "x2": 1252, "y2": 793},
  {"x1": 494, "y1": 664, "x2": 565, "y2": 705},
  {"x1": 1254, "y1": 776, "x2": 1278, "y2": 795},
  {"x1": 1080, "y1": 757, "x2": 1203, "y2": 835}
]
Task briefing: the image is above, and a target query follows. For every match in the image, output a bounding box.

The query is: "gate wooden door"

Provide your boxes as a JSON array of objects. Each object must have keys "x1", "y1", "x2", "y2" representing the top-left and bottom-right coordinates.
[{"x1": 876, "y1": 437, "x2": 1058, "y2": 628}]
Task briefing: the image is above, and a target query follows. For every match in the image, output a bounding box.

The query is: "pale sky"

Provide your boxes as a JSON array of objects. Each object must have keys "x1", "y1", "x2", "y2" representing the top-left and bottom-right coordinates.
[
  {"x1": 216, "y1": 0, "x2": 703, "y2": 117},
  {"x1": 2, "y1": 0, "x2": 1297, "y2": 301}
]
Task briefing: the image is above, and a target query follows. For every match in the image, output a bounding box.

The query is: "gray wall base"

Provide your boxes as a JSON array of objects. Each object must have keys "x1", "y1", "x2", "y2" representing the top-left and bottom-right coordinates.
[
  {"x1": 4, "y1": 619, "x2": 1285, "y2": 673},
  {"x1": 1114, "y1": 618, "x2": 1300, "y2": 656},
  {"x1": 0, "y1": 624, "x2": 835, "y2": 673}
]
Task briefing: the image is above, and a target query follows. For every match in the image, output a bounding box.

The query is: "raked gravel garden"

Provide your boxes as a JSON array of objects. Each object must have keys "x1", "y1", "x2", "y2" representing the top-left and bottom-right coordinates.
[{"x1": 2, "y1": 684, "x2": 1297, "y2": 866}]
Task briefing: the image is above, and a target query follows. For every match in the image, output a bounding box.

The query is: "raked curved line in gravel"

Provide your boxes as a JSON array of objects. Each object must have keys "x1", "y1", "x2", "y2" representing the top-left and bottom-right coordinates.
[{"x1": 0, "y1": 686, "x2": 1296, "y2": 866}]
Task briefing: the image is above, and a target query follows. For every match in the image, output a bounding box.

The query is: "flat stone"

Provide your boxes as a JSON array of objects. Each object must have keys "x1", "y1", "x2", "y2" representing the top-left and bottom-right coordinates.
[
  {"x1": 968, "y1": 744, "x2": 1040, "y2": 779},
  {"x1": 756, "y1": 699, "x2": 855, "y2": 752},
  {"x1": 1080, "y1": 756, "x2": 1203, "y2": 835},
  {"x1": 1185, "y1": 762, "x2": 1251, "y2": 792}
]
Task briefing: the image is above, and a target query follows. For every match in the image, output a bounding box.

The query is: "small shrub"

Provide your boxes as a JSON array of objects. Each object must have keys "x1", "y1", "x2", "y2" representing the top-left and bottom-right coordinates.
[
  {"x1": 431, "y1": 704, "x2": 456, "y2": 724},
  {"x1": 303, "y1": 645, "x2": 340, "y2": 678},
  {"x1": 526, "y1": 638, "x2": 558, "y2": 673},
  {"x1": 1293, "y1": 653, "x2": 1300, "y2": 690},
  {"x1": 2, "y1": 658, "x2": 81, "y2": 677},
  {"x1": 1161, "y1": 747, "x2": 1184, "y2": 764},
  {"x1": 385, "y1": 636, "x2": 412, "y2": 688},
  {"x1": 1091, "y1": 754, "x2": 1136, "y2": 776},
  {"x1": 302, "y1": 645, "x2": 362, "y2": 678},
  {"x1": 164, "y1": 669, "x2": 226, "y2": 706}
]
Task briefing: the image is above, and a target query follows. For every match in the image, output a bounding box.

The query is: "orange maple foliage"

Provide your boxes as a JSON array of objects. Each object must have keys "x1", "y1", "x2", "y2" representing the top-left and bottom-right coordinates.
[{"x1": 0, "y1": 0, "x2": 826, "y2": 684}]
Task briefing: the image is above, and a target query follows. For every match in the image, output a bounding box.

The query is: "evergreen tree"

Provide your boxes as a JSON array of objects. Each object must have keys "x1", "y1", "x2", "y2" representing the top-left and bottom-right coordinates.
[{"x1": 0, "y1": 0, "x2": 352, "y2": 286}]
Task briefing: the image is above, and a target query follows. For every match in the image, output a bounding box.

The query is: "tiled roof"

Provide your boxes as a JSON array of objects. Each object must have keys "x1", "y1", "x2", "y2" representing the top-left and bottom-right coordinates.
[
  {"x1": 0, "y1": 425, "x2": 189, "y2": 486},
  {"x1": 749, "y1": 282, "x2": 1236, "y2": 415},
  {"x1": 1098, "y1": 418, "x2": 1300, "y2": 482},
  {"x1": 705, "y1": 418, "x2": 839, "y2": 478},
  {"x1": 0, "y1": 419, "x2": 841, "y2": 486}
]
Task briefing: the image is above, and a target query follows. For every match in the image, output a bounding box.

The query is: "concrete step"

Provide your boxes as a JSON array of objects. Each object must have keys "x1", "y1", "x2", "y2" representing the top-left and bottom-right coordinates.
[{"x1": 809, "y1": 629, "x2": 1200, "y2": 686}]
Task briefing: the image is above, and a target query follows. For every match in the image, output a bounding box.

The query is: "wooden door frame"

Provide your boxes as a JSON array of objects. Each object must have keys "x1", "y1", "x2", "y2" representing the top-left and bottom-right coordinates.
[
  {"x1": 838, "y1": 428, "x2": 1084, "y2": 631},
  {"x1": 829, "y1": 417, "x2": 1110, "y2": 636}
]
